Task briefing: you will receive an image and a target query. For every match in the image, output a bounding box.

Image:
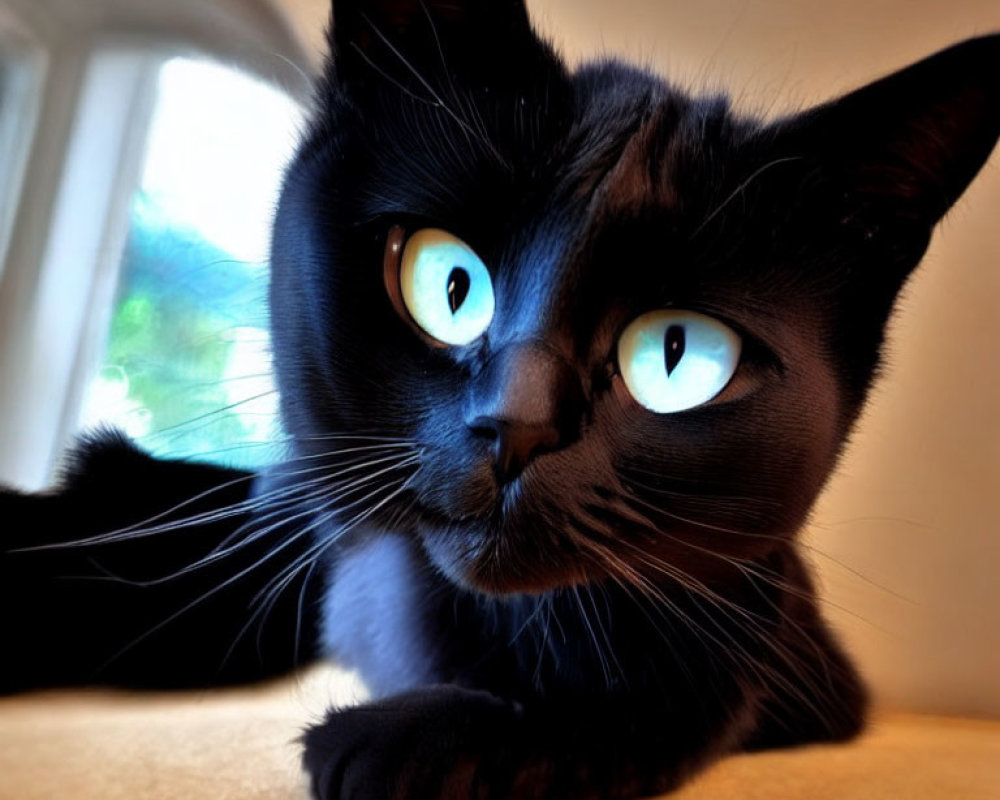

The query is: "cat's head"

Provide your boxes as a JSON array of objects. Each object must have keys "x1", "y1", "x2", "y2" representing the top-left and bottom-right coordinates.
[{"x1": 270, "y1": 0, "x2": 999, "y2": 595}]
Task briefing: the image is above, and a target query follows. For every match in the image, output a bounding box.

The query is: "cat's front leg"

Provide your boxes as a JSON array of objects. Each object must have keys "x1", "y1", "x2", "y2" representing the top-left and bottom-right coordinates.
[{"x1": 303, "y1": 685, "x2": 745, "y2": 800}]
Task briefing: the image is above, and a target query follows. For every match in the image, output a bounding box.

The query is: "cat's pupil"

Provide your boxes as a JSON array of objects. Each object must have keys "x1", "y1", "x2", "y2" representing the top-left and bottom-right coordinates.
[
  {"x1": 447, "y1": 267, "x2": 471, "y2": 315},
  {"x1": 664, "y1": 325, "x2": 686, "y2": 376}
]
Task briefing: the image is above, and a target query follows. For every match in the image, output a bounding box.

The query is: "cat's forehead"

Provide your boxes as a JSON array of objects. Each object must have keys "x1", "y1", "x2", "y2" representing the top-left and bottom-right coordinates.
[
  {"x1": 563, "y1": 63, "x2": 737, "y2": 215},
  {"x1": 505, "y1": 68, "x2": 738, "y2": 281},
  {"x1": 342, "y1": 58, "x2": 734, "y2": 222}
]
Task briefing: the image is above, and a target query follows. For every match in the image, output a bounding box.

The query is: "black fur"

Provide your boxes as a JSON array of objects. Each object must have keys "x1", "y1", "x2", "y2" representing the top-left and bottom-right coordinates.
[
  {"x1": 2, "y1": 2, "x2": 998, "y2": 798},
  {"x1": 1, "y1": 431, "x2": 318, "y2": 690}
]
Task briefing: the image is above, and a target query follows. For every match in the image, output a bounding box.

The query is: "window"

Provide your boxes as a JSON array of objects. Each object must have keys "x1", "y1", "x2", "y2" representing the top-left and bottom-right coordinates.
[
  {"x1": 0, "y1": 0, "x2": 312, "y2": 490},
  {"x1": 78, "y1": 57, "x2": 304, "y2": 470}
]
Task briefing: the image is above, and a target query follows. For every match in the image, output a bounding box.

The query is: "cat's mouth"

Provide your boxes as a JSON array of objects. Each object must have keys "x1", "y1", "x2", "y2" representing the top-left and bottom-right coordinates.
[
  {"x1": 410, "y1": 499, "x2": 594, "y2": 596},
  {"x1": 404, "y1": 445, "x2": 608, "y2": 595}
]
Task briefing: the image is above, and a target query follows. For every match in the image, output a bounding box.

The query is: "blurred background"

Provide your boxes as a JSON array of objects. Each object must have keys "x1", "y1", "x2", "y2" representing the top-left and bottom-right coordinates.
[{"x1": 0, "y1": 0, "x2": 996, "y2": 720}]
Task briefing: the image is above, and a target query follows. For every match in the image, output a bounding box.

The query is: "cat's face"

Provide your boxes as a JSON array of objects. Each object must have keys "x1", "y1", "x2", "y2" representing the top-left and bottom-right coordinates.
[{"x1": 270, "y1": 1, "x2": 999, "y2": 595}]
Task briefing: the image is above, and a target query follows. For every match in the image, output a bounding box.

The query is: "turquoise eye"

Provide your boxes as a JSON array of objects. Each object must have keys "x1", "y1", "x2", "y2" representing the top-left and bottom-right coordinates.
[
  {"x1": 617, "y1": 310, "x2": 741, "y2": 413},
  {"x1": 400, "y1": 229, "x2": 495, "y2": 346}
]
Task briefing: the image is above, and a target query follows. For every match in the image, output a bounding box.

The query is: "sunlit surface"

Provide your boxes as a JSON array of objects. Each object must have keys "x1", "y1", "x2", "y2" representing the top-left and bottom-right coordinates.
[{"x1": 80, "y1": 57, "x2": 304, "y2": 469}]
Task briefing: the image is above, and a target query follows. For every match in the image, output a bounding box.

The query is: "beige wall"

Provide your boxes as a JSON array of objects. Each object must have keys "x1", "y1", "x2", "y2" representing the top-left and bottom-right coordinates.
[{"x1": 275, "y1": 0, "x2": 1000, "y2": 717}]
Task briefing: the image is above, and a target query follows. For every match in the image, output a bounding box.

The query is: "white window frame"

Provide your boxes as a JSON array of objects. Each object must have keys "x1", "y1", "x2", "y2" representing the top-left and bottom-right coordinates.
[
  {"x1": 0, "y1": 8, "x2": 45, "y2": 279},
  {"x1": 0, "y1": 0, "x2": 314, "y2": 490}
]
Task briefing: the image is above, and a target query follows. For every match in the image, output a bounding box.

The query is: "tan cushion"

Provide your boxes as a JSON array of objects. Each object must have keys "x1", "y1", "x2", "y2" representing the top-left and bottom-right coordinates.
[{"x1": 1, "y1": 667, "x2": 998, "y2": 799}]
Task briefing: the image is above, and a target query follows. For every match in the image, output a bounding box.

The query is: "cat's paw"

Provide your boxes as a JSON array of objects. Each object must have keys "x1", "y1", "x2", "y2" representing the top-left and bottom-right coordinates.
[{"x1": 302, "y1": 686, "x2": 536, "y2": 800}]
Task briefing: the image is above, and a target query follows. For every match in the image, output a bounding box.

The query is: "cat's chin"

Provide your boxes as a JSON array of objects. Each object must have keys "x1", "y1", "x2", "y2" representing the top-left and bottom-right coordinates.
[{"x1": 418, "y1": 522, "x2": 590, "y2": 597}]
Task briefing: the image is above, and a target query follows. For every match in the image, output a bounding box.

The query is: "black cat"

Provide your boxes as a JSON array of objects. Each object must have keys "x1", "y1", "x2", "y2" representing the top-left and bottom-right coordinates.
[{"x1": 2, "y1": 2, "x2": 998, "y2": 799}]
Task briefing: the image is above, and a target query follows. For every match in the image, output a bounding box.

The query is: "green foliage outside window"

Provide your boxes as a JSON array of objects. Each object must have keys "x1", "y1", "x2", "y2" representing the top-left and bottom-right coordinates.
[{"x1": 86, "y1": 192, "x2": 280, "y2": 469}]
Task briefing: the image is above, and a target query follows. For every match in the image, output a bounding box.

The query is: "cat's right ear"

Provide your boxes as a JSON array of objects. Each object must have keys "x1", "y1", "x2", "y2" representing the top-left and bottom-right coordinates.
[{"x1": 324, "y1": 0, "x2": 549, "y2": 94}]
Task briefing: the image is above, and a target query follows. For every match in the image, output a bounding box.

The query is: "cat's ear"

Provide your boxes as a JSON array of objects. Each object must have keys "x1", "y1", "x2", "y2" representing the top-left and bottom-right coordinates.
[
  {"x1": 764, "y1": 34, "x2": 999, "y2": 258},
  {"x1": 325, "y1": 0, "x2": 547, "y2": 92},
  {"x1": 329, "y1": 0, "x2": 531, "y2": 47}
]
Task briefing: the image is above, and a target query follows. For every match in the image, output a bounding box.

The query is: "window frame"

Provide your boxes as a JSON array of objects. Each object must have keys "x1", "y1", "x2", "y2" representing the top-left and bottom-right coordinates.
[{"x1": 0, "y1": 10, "x2": 45, "y2": 280}]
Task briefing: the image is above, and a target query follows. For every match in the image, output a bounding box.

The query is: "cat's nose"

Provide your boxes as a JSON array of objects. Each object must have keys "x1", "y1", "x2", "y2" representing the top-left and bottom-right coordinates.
[{"x1": 466, "y1": 342, "x2": 584, "y2": 483}]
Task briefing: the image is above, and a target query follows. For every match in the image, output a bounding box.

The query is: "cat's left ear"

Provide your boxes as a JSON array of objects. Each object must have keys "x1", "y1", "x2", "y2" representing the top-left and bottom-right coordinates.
[
  {"x1": 763, "y1": 33, "x2": 999, "y2": 265},
  {"x1": 325, "y1": 0, "x2": 552, "y2": 92}
]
